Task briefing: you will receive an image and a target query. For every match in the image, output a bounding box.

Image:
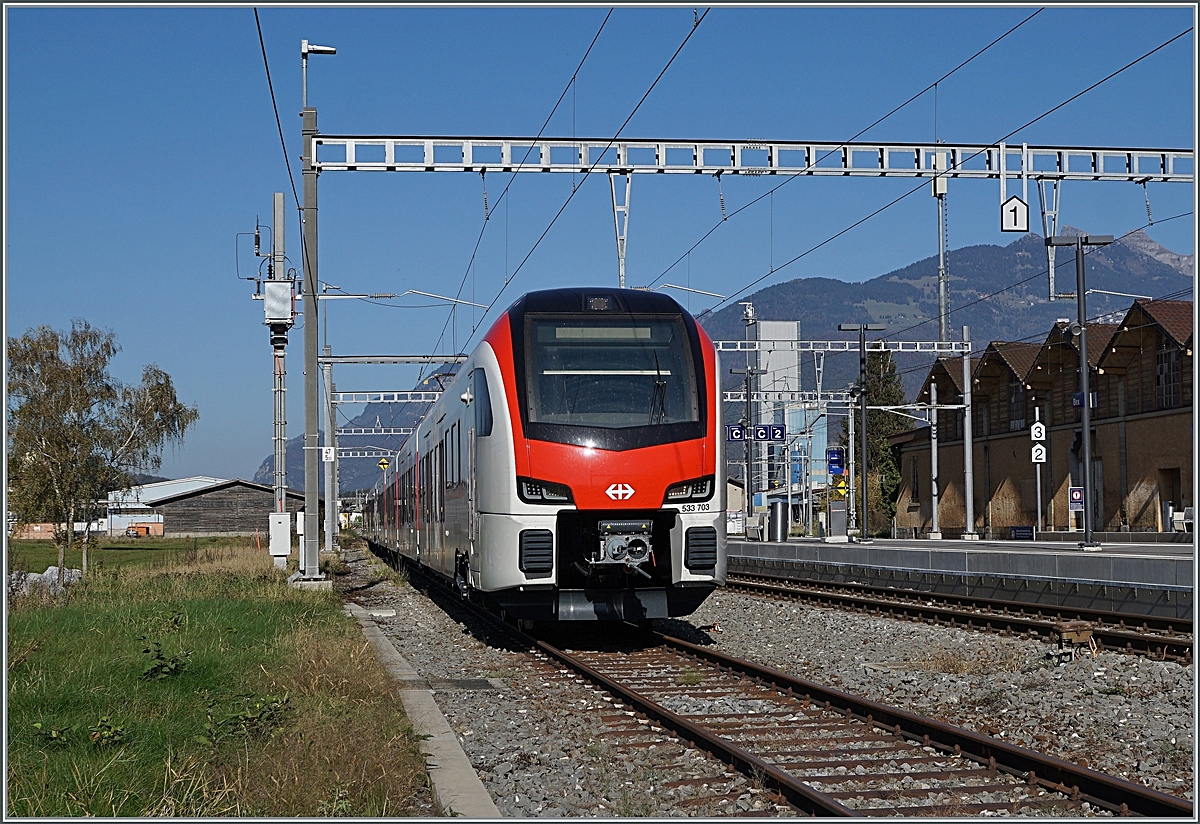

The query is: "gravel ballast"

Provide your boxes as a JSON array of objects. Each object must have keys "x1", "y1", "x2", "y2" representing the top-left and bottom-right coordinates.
[{"x1": 337, "y1": 551, "x2": 1193, "y2": 815}]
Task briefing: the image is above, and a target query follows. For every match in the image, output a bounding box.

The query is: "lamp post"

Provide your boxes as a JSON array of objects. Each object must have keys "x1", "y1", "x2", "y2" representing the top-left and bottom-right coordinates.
[
  {"x1": 1046, "y1": 234, "x2": 1113, "y2": 550},
  {"x1": 838, "y1": 322, "x2": 885, "y2": 541},
  {"x1": 300, "y1": 38, "x2": 336, "y2": 581}
]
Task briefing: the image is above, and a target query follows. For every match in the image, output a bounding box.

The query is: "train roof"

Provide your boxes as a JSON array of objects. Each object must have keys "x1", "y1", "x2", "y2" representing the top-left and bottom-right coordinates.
[{"x1": 504, "y1": 287, "x2": 687, "y2": 316}]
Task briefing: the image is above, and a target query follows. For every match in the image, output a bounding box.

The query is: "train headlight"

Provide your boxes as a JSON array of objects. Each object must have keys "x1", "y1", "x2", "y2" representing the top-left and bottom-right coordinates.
[
  {"x1": 663, "y1": 475, "x2": 715, "y2": 504},
  {"x1": 517, "y1": 477, "x2": 575, "y2": 504}
]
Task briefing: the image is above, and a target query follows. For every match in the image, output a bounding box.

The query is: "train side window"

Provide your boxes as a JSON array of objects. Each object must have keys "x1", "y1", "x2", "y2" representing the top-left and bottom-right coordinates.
[{"x1": 474, "y1": 368, "x2": 493, "y2": 436}]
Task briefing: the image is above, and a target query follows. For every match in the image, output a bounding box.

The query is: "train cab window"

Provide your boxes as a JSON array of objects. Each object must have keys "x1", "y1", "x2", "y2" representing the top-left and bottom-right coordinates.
[
  {"x1": 473, "y1": 368, "x2": 493, "y2": 436},
  {"x1": 525, "y1": 316, "x2": 699, "y2": 428}
]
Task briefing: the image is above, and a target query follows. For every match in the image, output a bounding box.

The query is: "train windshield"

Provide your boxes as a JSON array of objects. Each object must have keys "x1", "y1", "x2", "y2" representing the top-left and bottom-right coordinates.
[{"x1": 525, "y1": 316, "x2": 699, "y2": 428}]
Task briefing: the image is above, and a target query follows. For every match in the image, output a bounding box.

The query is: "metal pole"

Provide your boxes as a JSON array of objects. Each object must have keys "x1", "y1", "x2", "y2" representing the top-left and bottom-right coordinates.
[
  {"x1": 859, "y1": 326, "x2": 869, "y2": 540},
  {"x1": 322, "y1": 345, "x2": 335, "y2": 555},
  {"x1": 961, "y1": 325, "x2": 977, "y2": 539},
  {"x1": 1035, "y1": 406, "x2": 1044, "y2": 533},
  {"x1": 934, "y1": 150, "x2": 949, "y2": 341},
  {"x1": 1075, "y1": 236, "x2": 1098, "y2": 548},
  {"x1": 937, "y1": 194, "x2": 948, "y2": 341},
  {"x1": 331, "y1": 400, "x2": 340, "y2": 548},
  {"x1": 805, "y1": 426, "x2": 813, "y2": 535},
  {"x1": 847, "y1": 408, "x2": 856, "y2": 533},
  {"x1": 742, "y1": 303, "x2": 756, "y2": 528},
  {"x1": 301, "y1": 105, "x2": 323, "y2": 579},
  {"x1": 929, "y1": 380, "x2": 941, "y2": 539},
  {"x1": 785, "y1": 434, "x2": 792, "y2": 528},
  {"x1": 272, "y1": 193, "x2": 287, "y2": 515}
]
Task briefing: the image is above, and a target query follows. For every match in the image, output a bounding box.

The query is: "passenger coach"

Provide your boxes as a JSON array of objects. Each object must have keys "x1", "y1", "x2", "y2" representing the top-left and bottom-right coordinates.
[{"x1": 363, "y1": 288, "x2": 726, "y2": 622}]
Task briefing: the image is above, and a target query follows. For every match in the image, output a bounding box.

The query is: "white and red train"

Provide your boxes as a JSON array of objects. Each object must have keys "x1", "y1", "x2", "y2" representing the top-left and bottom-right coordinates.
[{"x1": 361, "y1": 287, "x2": 727, "y2": 622}]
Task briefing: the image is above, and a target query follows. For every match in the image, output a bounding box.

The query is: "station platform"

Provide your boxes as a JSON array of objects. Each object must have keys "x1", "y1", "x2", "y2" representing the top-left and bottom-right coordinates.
[{"x1": 727, "y1": 537, "x2": 1194, "y2": 620}]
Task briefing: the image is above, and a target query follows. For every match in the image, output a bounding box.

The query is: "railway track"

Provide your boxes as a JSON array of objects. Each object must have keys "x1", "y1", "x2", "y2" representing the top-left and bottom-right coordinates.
[
  {"x1": 384, "y1": 551, "x2": 1192, "y2": 817},
  {"x1": 536, "y1": 634, "x2": 1194, "y2": 817},
  {"x1": 726, "y1": 571, "x2": 1193, "y2": 662}
]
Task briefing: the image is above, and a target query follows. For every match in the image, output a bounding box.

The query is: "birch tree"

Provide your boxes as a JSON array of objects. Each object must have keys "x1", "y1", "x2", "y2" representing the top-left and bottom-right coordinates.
[{"x1": 7, "y1": 320, "x2": 199, "y2": 584}]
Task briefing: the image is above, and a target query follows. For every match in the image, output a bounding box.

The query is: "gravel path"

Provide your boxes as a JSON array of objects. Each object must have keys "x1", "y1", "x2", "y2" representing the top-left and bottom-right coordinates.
[{"x1": 336, "y1": 550, "x2": 1193, "y2": 816}]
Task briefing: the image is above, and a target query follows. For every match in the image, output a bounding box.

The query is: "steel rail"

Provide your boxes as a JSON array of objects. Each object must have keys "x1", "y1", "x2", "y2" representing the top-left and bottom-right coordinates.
[
  {"x1": 533, "y1": 638, "x2": 857, "y2": 817},
  {"x1": 662, "y1": 635, "x2": 1194, "y2": 818},
  {"x1": 726, "y1": 572, "x2": 1193, "y2": 662}
]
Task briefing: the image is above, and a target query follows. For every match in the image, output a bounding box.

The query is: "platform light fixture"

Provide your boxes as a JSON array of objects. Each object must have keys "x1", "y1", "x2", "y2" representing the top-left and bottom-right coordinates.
[
  {"x1": 1045, "y1": 233, "x2": 1113, "y2": 550},
  {"x1": 301, "y1": 39, "x2": 337, "y2": 108},
  {"x1": 838, "y1": 322, "x2": 885, "y2": 541}
]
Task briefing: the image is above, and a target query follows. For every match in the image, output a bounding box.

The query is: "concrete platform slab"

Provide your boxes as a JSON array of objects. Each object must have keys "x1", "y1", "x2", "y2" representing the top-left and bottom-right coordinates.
[
  {"x1": 728, "y1": 538, "x2": 1193, "y2": 619},
  {"x1": 730, "y1": 538, "x2": 1193, "y2": 589},
  {"x1": 345, "y1": 602, "x2": 500, "y2": 818}
]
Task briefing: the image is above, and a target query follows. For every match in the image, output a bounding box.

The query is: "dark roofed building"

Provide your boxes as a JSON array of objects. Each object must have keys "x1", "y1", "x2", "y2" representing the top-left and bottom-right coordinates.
[
  {"x1": 894, "y1": 299, "x2": 1192, "y2": 536},
  {"x1": 151, "y1": 479, "x2": 319, "y2": 537}
]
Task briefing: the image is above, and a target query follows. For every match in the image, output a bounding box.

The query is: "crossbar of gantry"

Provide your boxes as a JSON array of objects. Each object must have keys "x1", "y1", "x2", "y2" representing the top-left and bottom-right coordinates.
[
  {"x1": 335, "y1": 427, "x2": 414, "y2": 436},
  {"x1": 318, "y1": 354, "x2": 467, "y2": 364},
  {"x1": 311, "y1": 136, "x2": 1193, "y2": 183},
  {"x1": 724, "y1": 391, "x2": 855, "y2": 404},
  {"x1": 714, "y1": 339, "x2": 970, "y2": 353},
  {"x1": 337, "y1": 449, "x2": 397, "y2": 458},
  {"x1": 331, "y1": 391, "x2": 442, "y2": 404}
]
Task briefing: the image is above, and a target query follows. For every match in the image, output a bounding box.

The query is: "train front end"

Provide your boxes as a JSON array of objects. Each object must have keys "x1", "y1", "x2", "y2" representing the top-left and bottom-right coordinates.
[{"x1": 478, "y1": 288, "x2": 725, "y2": 622}]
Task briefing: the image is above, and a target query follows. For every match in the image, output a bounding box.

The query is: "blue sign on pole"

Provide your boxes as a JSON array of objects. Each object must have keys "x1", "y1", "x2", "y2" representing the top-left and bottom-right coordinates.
[
  {"x1": 768, "y1": 424, "x2": 786, "y2": 442},
  {"x1": 753, "y1": 425, "x2": 770, "y2": 441},
  {"x1": 1071, "y1": 392, "x2": 1098, "y2": 409},
  {"x1": 726, "y1": 425, "x2": 746, "y2": 442},
  {"x1": 827, "y1": 447, "x2": 845, "y2": 476}
]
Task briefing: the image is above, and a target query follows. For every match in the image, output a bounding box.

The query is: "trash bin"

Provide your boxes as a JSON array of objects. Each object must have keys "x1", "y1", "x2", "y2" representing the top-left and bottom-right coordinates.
[{"x1": 768, "y1": 501, "x2": 789, "y2": 543}]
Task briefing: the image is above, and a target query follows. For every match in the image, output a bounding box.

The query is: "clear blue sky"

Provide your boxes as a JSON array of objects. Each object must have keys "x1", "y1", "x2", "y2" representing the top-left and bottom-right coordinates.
[{"x1": 5, "y1": 5, "x2": 1195, "y2": 481}]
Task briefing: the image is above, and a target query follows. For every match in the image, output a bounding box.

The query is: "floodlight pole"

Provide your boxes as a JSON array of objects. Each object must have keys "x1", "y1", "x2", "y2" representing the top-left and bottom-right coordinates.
[
  {"x1": 299, "y1": 39, "x2": 335, "y2": 581},
  {"x1": 1047, "y1": 233, "x2": 1113, "y2": 549},
  {"x1": 839, "y1": 322, "x2": 885, "y2": 541},
  {"x1": 301, "y1": 103, "x2": 322, "y2": 580}
]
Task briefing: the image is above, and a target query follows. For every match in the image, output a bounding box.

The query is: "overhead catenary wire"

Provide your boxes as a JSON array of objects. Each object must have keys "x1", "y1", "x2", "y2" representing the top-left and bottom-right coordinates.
[
  {"x1": 887, "y1": 210, "x2": 1193, "y2": 341},
  {"x1": 648, "y1": 7, "x2": 1045, "y2": 289},
  {"x1": 421, "y1": 8, "x2": 616, "y2": 370},
  {"x1": 695, "y1": 25, "x2": 1194, "y2": 322},
  {"x1": 253, "y1": 8, "x2": 317, "y2": 330},
  {"x1": 897, "y1": 268, "x2": 1195, "y2": 381},
  {"x1": 451, "y1": 8, "x2": 712, "y2": 355}
]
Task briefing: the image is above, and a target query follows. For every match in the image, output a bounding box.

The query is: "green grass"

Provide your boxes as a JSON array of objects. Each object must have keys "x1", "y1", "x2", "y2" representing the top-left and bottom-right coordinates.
[
  {"x1": 6, "y1": 536, "x2": 265, "y2": 576},
  {"x1": 7, "y1": 545, "x2": 429, "y2": 816}
]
